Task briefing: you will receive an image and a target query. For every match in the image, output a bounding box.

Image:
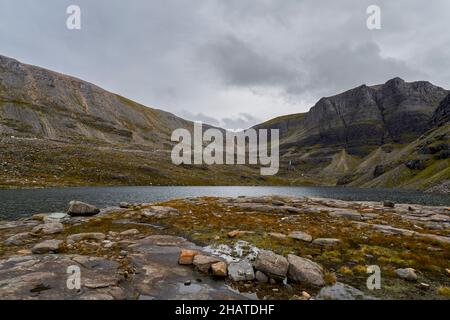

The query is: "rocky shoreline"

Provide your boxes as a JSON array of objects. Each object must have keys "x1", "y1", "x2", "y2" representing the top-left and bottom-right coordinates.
[{"x1": 0, "y1": 196, "x2": 449, "y2": 300}]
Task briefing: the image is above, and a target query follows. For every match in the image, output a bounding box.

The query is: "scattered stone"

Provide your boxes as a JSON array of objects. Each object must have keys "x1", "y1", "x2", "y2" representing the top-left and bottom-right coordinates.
[
  {"x1": 103, "y1": 240, "x2": 115, "y2": 248},
  {"x1": 193, "y1": 255, "x2": 222, "y2": 274},
  {"x1": 211, "y1": 262, "x2": 227, "y2": 277},
  {"x1": 31, "y1": 240, "x2": 63, "y2": 254},
  {"x1": 4, "y1": 232, "x2": 32, "y2": 246},
  {"x1": 32, "y1": 222, "x2": 64, "y2": 235},
  {"x1": 228, "y1": 230, "x2": 241, "y2": 238},
  {"x1": 287, "y1": 254, "x2": 325, "y2": 287},
  {"x1": 67, "y1": 232, "x2": 106, "y2": 243},
  {"x1": 228, "y1": 260, "x2": 255, "y2": 281},
  {"x1": 120, "y1": 229, "x2": 140, "y2": 236},
  {"x1": 383, "y1": 201, "x2": 395, "y2": 208},
  {"x1": 255, "y1": 271, "x2": 268, "y2": 283},
  {"x1": 184, "y1": 280, "x2": 191, "y2": 286},
  {"x1": 272, "y1": 200, "x2": 285, "y2": 206},
  {"x1": 312, "y1": 238, "x2": 341, "y2": 246},
  {"x1": 268, "y1": 232, "x2": 287, "y2": 240},
  {"x1": 288, "y1": 231, "x2": 313, "y2": 242},
  {"x1": 302, "y1": 291, "x2": 311, "y2": 300},
  {"x1": 178, "y1": 249, "x2": 199, "y2": 265},
  {"x1": 119, "y1": 250, "x2": 128, "y2": 257},
  {"x1": 67, "y1": 201, "x2": 100, "y2": 216},
  {"x1": 254, "y1": 250, "x2": 288, "y2": 280},
  {"x1": 419, "y1": 283, "x2": 430, "y2": 290},
  {"x1": 316, "y1": 282, "x2": 377, "y2": 300},
  {"x1": 395, "y1": 268, "x2": 418, "y2": 281}
]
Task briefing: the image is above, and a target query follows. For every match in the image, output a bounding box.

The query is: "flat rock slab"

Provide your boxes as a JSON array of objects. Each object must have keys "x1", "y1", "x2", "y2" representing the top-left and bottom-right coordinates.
[
  {"x1": 312, "y1": 238, "x2": 341, "y2": 246},
  {"x1": 32, "y1": 222, "x2": 64, "y2": 235},
  {"x1": 31, "y1": 240, "x2": 63, "y2": 254},
  {"x1": 316, "y1": 282, "x2": 377, "y2": 300},
  {"x1": 288, "y1": 231, "x2": 312, "y2": 242},
  {"x1": 0, "y1": 255, "x2": 125, "y2": 300},
  {"x1": 129, "y1": 236, "x2": 249, "y2": 300}
]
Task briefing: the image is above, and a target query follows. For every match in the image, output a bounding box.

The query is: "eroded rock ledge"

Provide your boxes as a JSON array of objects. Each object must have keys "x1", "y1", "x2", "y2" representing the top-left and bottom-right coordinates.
[{"x1": 0, "y1": 196, "x2": 449, "y2": 300}]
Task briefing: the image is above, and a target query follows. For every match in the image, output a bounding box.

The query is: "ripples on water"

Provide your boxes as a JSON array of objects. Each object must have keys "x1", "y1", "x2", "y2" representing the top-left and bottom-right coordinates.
[{"x1": 0, "y1": 186, "x2": 449, "y2": 219}]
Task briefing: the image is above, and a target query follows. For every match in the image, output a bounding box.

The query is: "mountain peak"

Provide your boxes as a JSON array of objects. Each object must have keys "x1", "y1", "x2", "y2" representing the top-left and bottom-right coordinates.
[{"x1": 384, "y1": 77, "x2": 405, "y2": 87}]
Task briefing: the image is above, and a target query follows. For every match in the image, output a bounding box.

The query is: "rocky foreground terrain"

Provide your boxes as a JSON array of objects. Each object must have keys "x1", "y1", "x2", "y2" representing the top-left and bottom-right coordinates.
[{"x1": 0, "y1": 195, "x2": 449, "y2": 300}]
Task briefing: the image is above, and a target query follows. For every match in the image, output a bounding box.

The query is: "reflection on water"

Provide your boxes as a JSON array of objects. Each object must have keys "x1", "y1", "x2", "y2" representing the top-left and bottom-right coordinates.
[{"x1": 0, "y1": 185, "x2": 449, "y2": 219}]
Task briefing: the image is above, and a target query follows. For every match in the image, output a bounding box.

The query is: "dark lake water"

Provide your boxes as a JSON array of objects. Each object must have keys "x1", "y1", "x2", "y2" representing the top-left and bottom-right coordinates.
[{"x1": 0, "y1": 186, "x2": 449, "y2": 220}]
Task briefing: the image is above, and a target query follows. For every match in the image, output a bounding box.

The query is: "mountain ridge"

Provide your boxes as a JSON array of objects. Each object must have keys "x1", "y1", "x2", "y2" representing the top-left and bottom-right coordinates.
[{"x1": 0, "y1": 54, "x2": 448, "y2": 191}]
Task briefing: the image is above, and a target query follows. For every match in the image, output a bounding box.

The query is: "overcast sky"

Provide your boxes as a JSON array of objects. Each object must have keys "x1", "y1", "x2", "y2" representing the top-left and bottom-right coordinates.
[{"x1": 1, "y1": 0, "x2": 449, "y2": 129}]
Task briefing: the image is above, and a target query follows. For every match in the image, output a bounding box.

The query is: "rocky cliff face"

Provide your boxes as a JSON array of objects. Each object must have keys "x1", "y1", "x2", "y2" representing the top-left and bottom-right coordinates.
[
  {"x1": 256, "y1": 78, "x2": 449, "y2": 191},
  {"x1": 431, "y1": 93, "x2": 450, "y2": 127},
  {"x1": 258, "y1": 78, "x2": 448, "y2": 155},
  {"x1": 0, "y1": 55, "x2": 191, "y2": 146}
]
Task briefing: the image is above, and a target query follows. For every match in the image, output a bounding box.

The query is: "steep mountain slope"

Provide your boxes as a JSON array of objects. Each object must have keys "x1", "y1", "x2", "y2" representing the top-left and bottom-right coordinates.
[
  {"x1": 257, "y1": 78, "x2": 447, "y2": 155},
  {"x1": 256, "y1": 80, "x2": 449, "y2": 192},
  {"x1": 0, "y1": 54, "x2": 191, "y2": 147},
  {"x1": 0, "y1": 54, "x2": 281, "y2": 187}
]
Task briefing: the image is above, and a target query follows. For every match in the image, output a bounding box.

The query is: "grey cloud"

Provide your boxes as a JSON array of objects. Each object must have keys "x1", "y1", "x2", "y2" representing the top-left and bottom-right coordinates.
[
  {"x1": 0, "y1": 0, "x2": 449, "y2": 123},
  {"x1": 179, "y1": 110, "x2": 220, "y2": 126},
  {"x1": 200, "y1": 35, "x2": 298, "y2": 88},
  {"x1": 221, "y1": 113, "x2": 262, "y2": 130}
]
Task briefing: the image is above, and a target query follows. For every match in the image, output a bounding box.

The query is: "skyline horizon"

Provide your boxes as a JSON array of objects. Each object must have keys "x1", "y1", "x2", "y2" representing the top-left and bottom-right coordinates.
[{"x1": 1, "y1": 52, "x2": 446, "y2": 131}]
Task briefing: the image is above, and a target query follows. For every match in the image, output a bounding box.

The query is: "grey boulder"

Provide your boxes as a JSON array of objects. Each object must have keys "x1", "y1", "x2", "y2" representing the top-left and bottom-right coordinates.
[{"x1": 67, "y1": 201, "x2": 100, "y2": 217}]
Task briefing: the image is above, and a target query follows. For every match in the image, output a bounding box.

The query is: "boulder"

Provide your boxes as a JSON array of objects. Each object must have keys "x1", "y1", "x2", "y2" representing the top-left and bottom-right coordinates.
[
  {"x1": 178, "y1": 249, "x2": 199, "y2": 265},
  {"x1": 253, "y1": 250, "x2": 288, "y2": 280},
  {"x1": 4, "y1": 232, "x2": 33, "y2": 246},
  {"x1": 316, "y1": 282, "x2": 377, "y2": 300},
  {"x1": 32, "y1": 222, "x2": 64, "y2": 235},
  {"x1": 287, "y1": 254, "x2": 325, "y2": 287},
  {"x1": 373, "y1": 165, "x2": 385, "y2": 178},
  {"x1": 193, "y1": 255, "x2": 222, "y2": 274},
  {"x1": 288, "y1": 231, "x2": 313, "y2": 242},
  {"x1": 312, "y1": 238, "x2": 341, "y2": 246},
  {"x1": 255, "y1": 271, "x2": 269, "y2": 283},
  {"x1": 405, "y1": 159, "x2": 426, "y2": 170},
  {"x1": 228, "y1": 260, "x2": 255, "y2": 281},
  {"x1": 31, "y1": 240, "x2": 63, "y2": 254},
  {"x1": 67, "y1": 201, "x2": 100, "y2": 216},
  {"x1": 211, "y1": 262, "x2": 228, "y2": 277},
  {"x1": 395, "y1": 268, "x2": 418, "y2": 281}
]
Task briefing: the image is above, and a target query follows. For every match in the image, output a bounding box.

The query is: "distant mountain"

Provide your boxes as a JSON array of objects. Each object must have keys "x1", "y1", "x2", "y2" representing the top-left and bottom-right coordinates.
[
  {"x1": 0, "y1": 54, "x2": 277, "y2": 187},
  {"x1": 256, "y1": 78, "x2": 448, "y2": 155},
  {"x1": 0, "y1": 54, "x2": 448, "y2": 191},
  {"x1": 255, "y1": 78, "x2": 450, "y2": 192}
]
